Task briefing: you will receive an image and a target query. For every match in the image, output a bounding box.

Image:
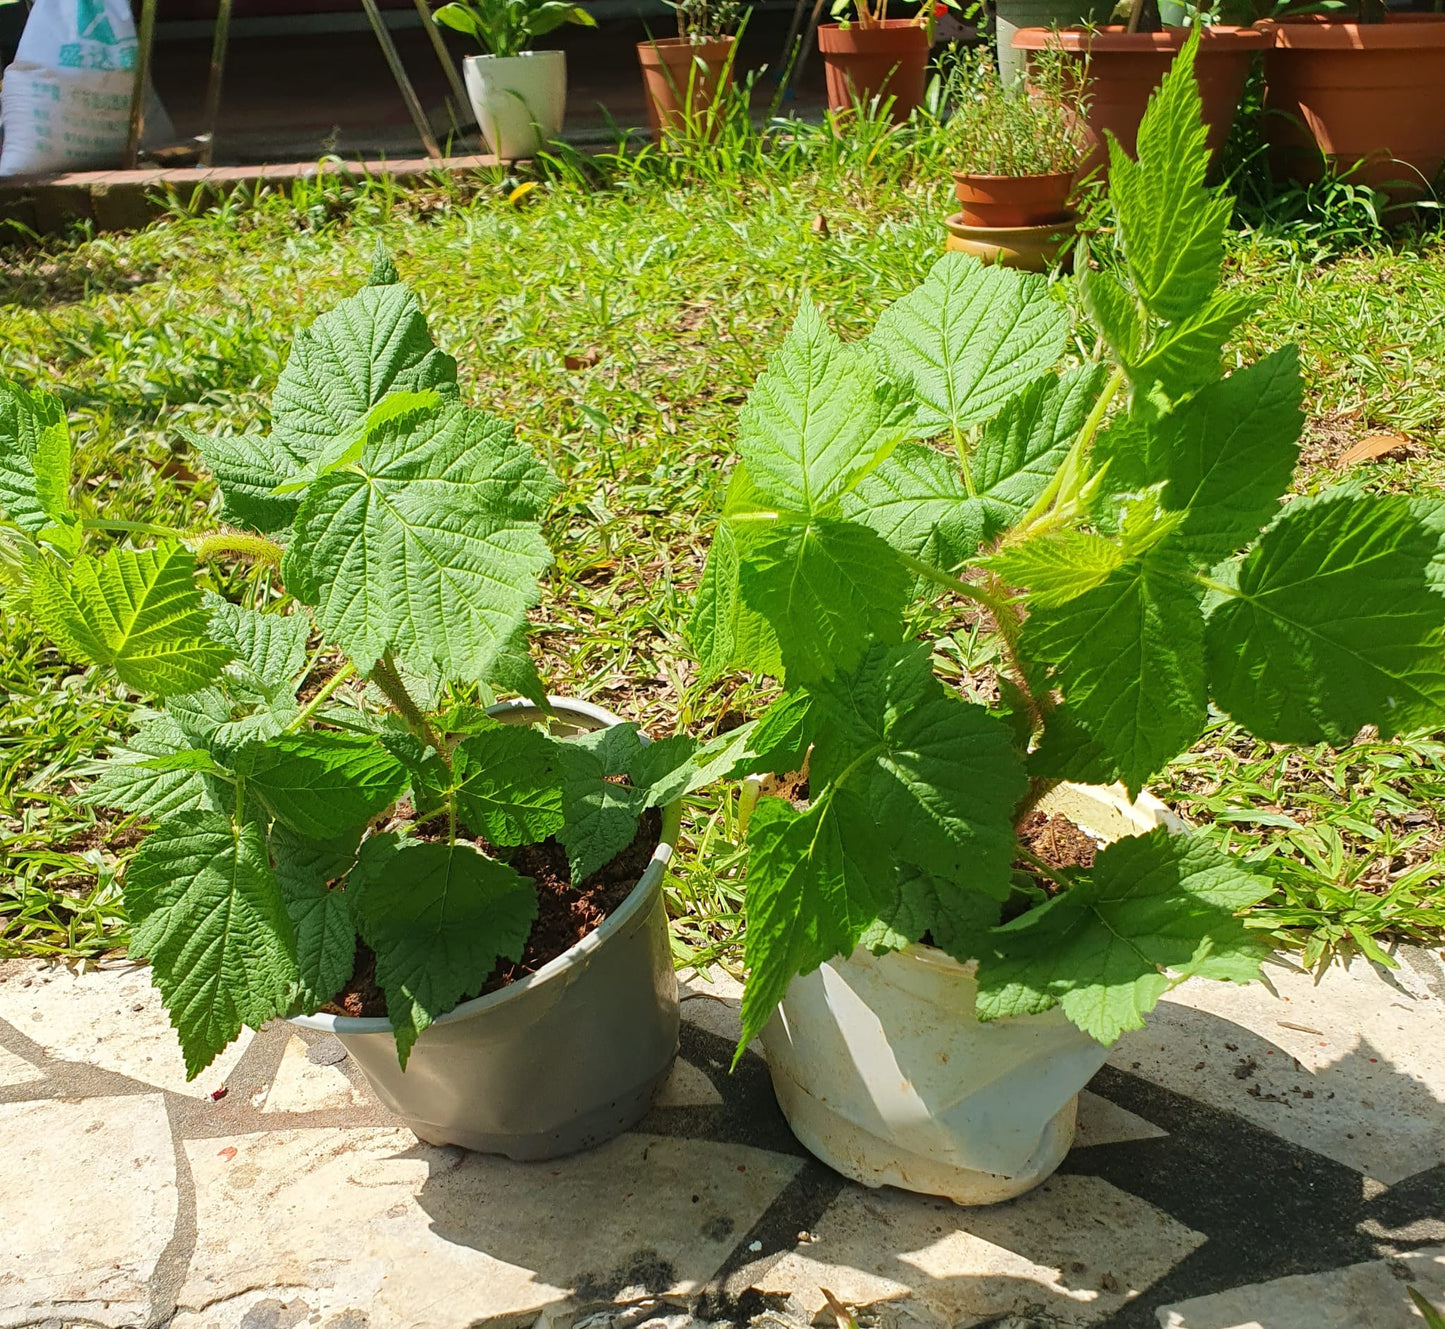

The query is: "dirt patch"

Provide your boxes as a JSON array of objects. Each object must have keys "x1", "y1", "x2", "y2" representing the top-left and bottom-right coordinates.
[
  {"x1": 325, "y1": 806, "x2": 663, "y2": 1019},
  {"x1": 1015, "y1": 809, "x2": 1098, "y2": 874}
]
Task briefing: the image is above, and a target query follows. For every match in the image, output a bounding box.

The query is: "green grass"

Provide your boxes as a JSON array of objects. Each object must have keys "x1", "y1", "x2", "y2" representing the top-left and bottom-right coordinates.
[{"x1": 2, "y1": 117, "x2": 1444, "y2": 975}]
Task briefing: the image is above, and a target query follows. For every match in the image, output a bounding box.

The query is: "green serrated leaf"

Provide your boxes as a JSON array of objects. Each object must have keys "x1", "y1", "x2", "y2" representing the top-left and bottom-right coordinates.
[
  {"x1": 271, "y1": 281, "x2": 459, "y2": 458},
  {"x1": 1107, "y1": 30, "x2": 1232, "y2": 325},
  {"x1": 270, "y1": 389, "x2": 444, "y2": 495},
  {"x1": 1025, "y1": 549, "x2": 1207, "y2": 793},
  {"x1": 203, "y1": 595, "x2": 309, "y2": 704},
  {"x1": 270, "y1": 823, "x2": 362, "y2": 1014},
  {"x1": 841, "y1": 443, "x2": 980, "y2": 571},
  {"x1": 185, "y1": 428, "x2": 307, "y2": 534},
  {"x1": 349, "y1": 836, "x2": 536, "y2": 1067},
  {"x1": 126, "y1": 813, "x2": 297, "y2": 1078},
  {"x1": 81, "y1": 713, "x2": 232, "y2": 817},
  {"x1": 488, "y1": 622, "x2": 549, "y2": 708},
  {"x1": 861, "y1": 863, "x2": 1002, "y2": 960},
  {"x1": 976, "y1": 828, "x2": 1272, "y2": 1044},
  {"x1": 1206, "y1": 494, "x2": 1445, "y2": 745},
  {"x1": 0, "y1": 380, "x2": 75, "y2": 537},
  {"x1": 868, "y1": 252, "x2": 1068, "y2": 436},
  {"x1": 738, "y1": 516, "x2": 908, "y2": 683},
  {"x1": 452, "y1": 724, "x2": 566, "y2": 846},
  {"x1": 281, "y1": 400, "x2": 553, "y2": 681},
  {"x1": 738, "y1": 789, "x2": 891, "y2": 1052},
  {"x1": 739, "y1": 300, "x2": 906, "y2": 516},
  {"x1": 238, "y1": 732, "x2": 408, "y2": 838},
  {"x1": 30, "y1": 542, "x2": 231, "y2": 697},
  {"x1": 556, "y1": 730, "x2": 650, "y2": 882},
  {"x1": 984, "y1": 531, "x2": 1125, "y2": 607},
  {"x1": 1130, "y1": 289, "x2": 1256, "y2": 399},
  {"x1": 731, "y1": 690, "x2": 814, "y2": 778},
  {"x1": 687, "y1": 516, "x2": 785, "y2": 684}
]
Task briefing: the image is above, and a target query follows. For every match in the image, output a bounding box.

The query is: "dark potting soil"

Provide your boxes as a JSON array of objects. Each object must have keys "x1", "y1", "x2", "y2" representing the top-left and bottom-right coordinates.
[
  {"x1": 324, "y1": 805, "x2": 663, "y2": 1020},
  {"x1": 1014, "y1": 809, "x2": 1097, "y2": 874}
]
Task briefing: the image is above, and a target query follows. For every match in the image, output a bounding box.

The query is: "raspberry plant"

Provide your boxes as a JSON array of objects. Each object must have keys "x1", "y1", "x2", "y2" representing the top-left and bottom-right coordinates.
[
  {"x1": 689, "y1": 37, "x2": 1445, "y2": 1053},
  {"x1": 2, "y1": 256, "x2": 739, "y2": 1076}
]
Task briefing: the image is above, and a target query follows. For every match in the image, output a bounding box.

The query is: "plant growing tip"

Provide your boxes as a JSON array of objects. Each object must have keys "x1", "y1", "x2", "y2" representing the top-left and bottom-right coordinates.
[{"x1": 688, "y1": 28, "x2": 1445, "y2": 1056}]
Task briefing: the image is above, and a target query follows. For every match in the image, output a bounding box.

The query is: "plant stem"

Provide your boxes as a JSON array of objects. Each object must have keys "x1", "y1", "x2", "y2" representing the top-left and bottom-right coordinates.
[
  {"x1": 369, "y1": 651, "x2": 444, "y2": 753},
  {"x1": 1015, "y1": 843, "x2": 1073, "y2": 891},
  {"x1": 1015, "y1": 364, "x2": 1126, "y2": 534},
  {"x1": 1013, "y1": 775, "x2": 1061, "y2": 828},
  {"x1": 287, "y1": 661, "x2": 358, "y2": 731},
  {"x1": 895, "y1": 551, "x2": 1015, "y2": 619},
  {"x1": 187, "y1": 531, "x2": 285, "y2": 567}
]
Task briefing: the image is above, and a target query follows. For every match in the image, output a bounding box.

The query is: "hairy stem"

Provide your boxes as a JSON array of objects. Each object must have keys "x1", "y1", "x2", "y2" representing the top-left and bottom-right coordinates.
[
  {"x1": 369, "y1": 651, "x2": 444, "y2": 754},
  {"x1": 187, "y1": 532, "x2": 285, "y2": 567},
  {"x1": 895, "y1": 551, "x2": 1014, "y2": 619},
  {"x1": 1013, "y1": 775, "x2": 1062, "y2": 829},
  {"x1": 287, "y1": 661, "x2": 358, "y2": 732}
]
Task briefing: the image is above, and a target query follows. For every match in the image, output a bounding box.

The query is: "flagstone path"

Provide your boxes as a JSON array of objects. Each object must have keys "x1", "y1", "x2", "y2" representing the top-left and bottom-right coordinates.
[{"x1": 0, "y1": 947, "x2": 1442, "y2": 1329}]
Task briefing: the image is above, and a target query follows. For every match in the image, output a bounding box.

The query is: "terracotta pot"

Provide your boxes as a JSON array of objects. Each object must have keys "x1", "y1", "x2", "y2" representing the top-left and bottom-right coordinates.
[
  {"x1": 1011, "y1": 25, "x2": 1272, "y2": 176},
  {"x1": 636, "y1": 36, "x2": 736, "y2": 143},
  {"x1": 1265, "y1": 14, "x2": 1445, "y2": 198},
  {"x1": 817, "y1": 20, "x2": 929, "y2": 122},
  {"x1": 944, "y1": 213, "x2": 1077, "y2": 272},
  {"x1": 952, "y1": 170, "x2": 1075, "y2": 228}
]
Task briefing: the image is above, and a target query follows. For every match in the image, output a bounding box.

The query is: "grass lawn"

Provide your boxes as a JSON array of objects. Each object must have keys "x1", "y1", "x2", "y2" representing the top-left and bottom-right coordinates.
[{"x1": 3, "y1": 132, "x2": 1444, "y2": 972}]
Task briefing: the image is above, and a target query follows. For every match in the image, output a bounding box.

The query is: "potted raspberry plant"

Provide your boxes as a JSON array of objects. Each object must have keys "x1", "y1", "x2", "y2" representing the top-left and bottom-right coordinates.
[
  {"x1": 688, "y1": 37, "x2": 1445, "y2": 1204},
  {"x1": 0, "y1": 253, "x2": 743, "y2": 1159}
]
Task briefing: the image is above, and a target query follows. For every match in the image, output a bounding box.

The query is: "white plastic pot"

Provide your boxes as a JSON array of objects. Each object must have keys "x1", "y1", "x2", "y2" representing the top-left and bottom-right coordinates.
[
  {"x1": 463, "y1": 49, "x2": 566, "y2": 161},
  {"x1": 760, "y1": 782, "x2": 1185, "y2": 1205}
]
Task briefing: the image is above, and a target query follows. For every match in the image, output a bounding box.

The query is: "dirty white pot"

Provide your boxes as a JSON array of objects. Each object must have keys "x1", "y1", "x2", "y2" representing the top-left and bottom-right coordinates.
[
  {"x1": 464, "y1": 49, "x2": 566, "y2": 160},
  {"x1": 760, "y1": 782, "x2": 1185, "y2": 1205}
]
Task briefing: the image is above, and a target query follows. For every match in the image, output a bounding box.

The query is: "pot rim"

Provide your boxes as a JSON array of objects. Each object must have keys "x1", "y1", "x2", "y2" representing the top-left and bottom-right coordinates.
[
  {"x1": 462, "y1": 48, "x2": 567, "y2": 64},
  {"x1": 1011, "y1": 23, "x2": 1272, "y2": 51},
  {"x1": 1270, "y1": 17, "x2": 1445, "y2": 49},
  {"x1": 636, "y1": 35, "x2": 737, "y2": 51},
  {"x1": 289, "y1": 695, "x2": 678, "y2": 1037},
  {"x1": 944, "y1": 211, "x2": 1077, "y2": 240},
  {"x1": 951, "y1": 168, "x2": 1078, "y2": 185}
]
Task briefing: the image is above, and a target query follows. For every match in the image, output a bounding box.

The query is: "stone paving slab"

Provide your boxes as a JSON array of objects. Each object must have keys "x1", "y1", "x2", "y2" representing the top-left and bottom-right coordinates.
[{"x1": 0, "y1": 948, "x2": 1441, "y2": 1329}]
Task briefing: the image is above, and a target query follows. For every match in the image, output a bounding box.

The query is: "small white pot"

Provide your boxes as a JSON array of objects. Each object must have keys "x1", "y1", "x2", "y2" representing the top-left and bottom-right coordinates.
[
  {"x1": 463, "y1": 49, "x2": 566, "y2": 160},
  {"x1": 760, "y1": 782, "x2": 1185, "y2": 1206}
]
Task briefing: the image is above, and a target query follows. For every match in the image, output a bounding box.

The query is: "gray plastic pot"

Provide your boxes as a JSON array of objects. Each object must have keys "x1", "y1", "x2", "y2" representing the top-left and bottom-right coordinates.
[
  {"x1": 290, "y1": 697, "x2": 681, "y2": 1160},
  {"x1": 995, "y1": 0, "x2": 1109, "y2": 86}
]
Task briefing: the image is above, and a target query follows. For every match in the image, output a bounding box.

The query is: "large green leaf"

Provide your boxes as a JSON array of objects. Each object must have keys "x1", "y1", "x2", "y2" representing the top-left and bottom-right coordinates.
[
  {"x1": 0, "y1": 380, "x2": 75, "y2": 540},
  {"x1": 738, "y1": 517, "x2": 908, "y2": 683},
  {"x1": 975, "y1": 828, "x2": 1272, "y2": 1044},
  {"x1": 126, "y1": 813, "x2": 297, "y2": 1077},
  {"x1": 30, "y1": 543, "x2": 232, "y2": 696},
  {"x1": 555, "y1": 726, "x2": 651, "y2": 881},
  {"x1": 349, "y1": 836, "x2": 536, "y2": 1066},
  {"x1": 281, "y1": 399, "x2": 553, "y2": 681},
  {"x1": 1206, "y1": 494, "x2": 1445, "y2": 744},
  {"x1": 271, "y1": 281, "x2": 459, "y2": 457},
  {"x1": 1107, "y1": 31, "x2": 1232, "y2": 325},
  {"x1": 185, "y1": 429, "x2": 306, "y2": 534},
  {"x1": 1025, "y1": 549, "x2": 1208, "y2": 793},
  {"x1": 238, "y1": 731, "x2": 408, "y2": 839},
  {"x1": 868, "y1": 253, "x2": 1068, "y2": 435},
  {"x1": 82, "y1": 713, "x2": 232, "y2": 818},
  {"x1": 687, "y1": 517, "x2": 784, "y2": 684},
  {"x1": 738, "y1": 790, "x2": 891, "y2": 1052},
  {"x1": 841, "y1": 444, "x2": 979, "y2": 571},
  {"x1": 452, "y1": 723, "x2": 566, "y2": 846},
  {"x1": 739, "y1": 300, "x2": 908, "y2": 516}
]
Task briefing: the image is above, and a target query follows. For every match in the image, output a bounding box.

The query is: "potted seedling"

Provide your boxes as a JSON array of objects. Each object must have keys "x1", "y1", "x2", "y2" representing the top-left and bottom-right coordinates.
[
  {"x1": 637, "y1": 0, "x2": 749, "y2": 143},
  {"x1": 0, "y1": 254, "x2": 743, "y2": 1159},
  {"x1": 1265, "y1": 0, "x2": 1445, "y2": 198},
  {"x1": 1013, "y1": 0, "x2": 1270, "y2": 172},
  {"x1": 687, "y1": 37, "x2": 1445, "y2": 1203},
  {"x1": 431, "y1": 0, "x2": 596, "y2": 160},
  {"x1": 942, "y1": 47, "x2": 1090, "y2": 270},
  {"x1": 817, "y1": 0, "x2": 951, "y2": 122}
]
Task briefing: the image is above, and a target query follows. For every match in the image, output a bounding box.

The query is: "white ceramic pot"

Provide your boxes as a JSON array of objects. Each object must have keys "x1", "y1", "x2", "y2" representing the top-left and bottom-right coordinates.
[
  {"x1": 760, "y1": 782, "x2": 1186, "y2": 1205},
  {"x1": 463, "y1": 49, "x2": 566, "y2": 160}
]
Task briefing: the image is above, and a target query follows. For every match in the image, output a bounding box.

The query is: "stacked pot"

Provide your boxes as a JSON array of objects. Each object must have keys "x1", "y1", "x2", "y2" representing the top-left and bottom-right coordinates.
[{"x1": 946, "y1": 168, "x2": 1077, "y2": 272}]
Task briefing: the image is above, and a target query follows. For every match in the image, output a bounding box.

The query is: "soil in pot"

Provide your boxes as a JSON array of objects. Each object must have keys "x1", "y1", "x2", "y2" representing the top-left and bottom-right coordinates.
[
  {"x1": 1265, "y1": 14, "x2": 1445, "y2": 198},
  {"x1": 637, "y1": 36, "x2": 735, "y2": 142},
  {"x1": 324, "y1": 804, "x2": 664, "y2": 1019},
  {"x1": 818, "y1": 20, "x2": 929, "y2": 122},
  {"x1": 1012, "y1": 26, "x2": 1271, "y2": 175}
]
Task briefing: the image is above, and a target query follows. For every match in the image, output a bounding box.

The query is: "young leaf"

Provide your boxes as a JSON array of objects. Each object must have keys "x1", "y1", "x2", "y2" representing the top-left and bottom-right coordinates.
[
  {"x1": 270, "y1": 823, "x2": 362, "y2": 1015},
  {"x1": 270, "y1": 280, "x2": 459, "y2": 459},
  {"x1": 237, "y1": 731, "x2": 408, "y2": 839},
  {"x1": 1206, "y1": 494, "x2": 1445, "y2": 745},
  {"x1": 204, "y1": 595, "x2": 309, "y2": 704},
  {"x1": 687, "y1": 517, "x2": 784, "y2": 684},
  {"x1": 0, "y1": 381, "x2": 75, "y2": 538},
  {"x1": 868, "y1": 252, "x2": 1068, "y2": 435},
  {"x1": 734, "y1": 690, "x2": 814, "y2": 778},
  {"x1": 983, "y1": 531, "x2": 1125, "y2": 608},
  {"x1": 738, "y1": 300, "x2": 906, "y2": 515},
  {"x1": 81, "y1": 713, "x2": 232, "y2": 818},
  {"x1": 125, "y1": 813, "x2": 298, "y2": 1078},
  {"x1": 349, "y1": 836, "x2": 537, "y2": 1066},
  {"x1": 556, "y1": 733, "x2": 651, "y2": 882},
  {"x1": 488, "y1": 623, "x2": 550, "y2": 708},
  {"x1": 452, "y1": 724, "x2": 566, "y2": 847},
  {"x1": 975, "y1": 828, "x2": 1272, "y2": 1044},
  {"x1": 1024, "y1": 549, "x2": 1208, "y2": 793},
  {"x1": 281, "y1": 400, "x2": 553, "y2": 681},
  {"x1": 1107, "y1": 30, "x2": 1232, "y2": 325},
  {"x1": 738, "y1": 790, "x2": 892, "y2": 1052},
  {"x1": 1128, "y1": 289, "x2": 1256, "y2": 399},
  {"x1": 30, "y1": 543, "x2": 232, "y2": 696},
  {"x1": 738, "y1": 517, "x2": 908, "y2": 683}
]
